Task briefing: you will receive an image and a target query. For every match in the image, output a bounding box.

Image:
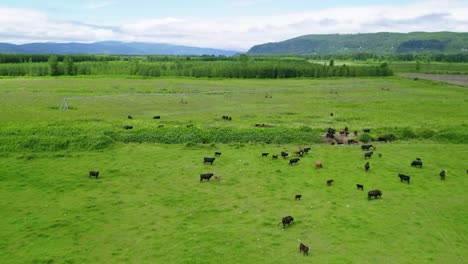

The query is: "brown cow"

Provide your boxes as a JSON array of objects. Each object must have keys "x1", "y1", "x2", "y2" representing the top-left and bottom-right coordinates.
[{"x1": 314, "y1": 161, "x2": 323, "y2": 168}]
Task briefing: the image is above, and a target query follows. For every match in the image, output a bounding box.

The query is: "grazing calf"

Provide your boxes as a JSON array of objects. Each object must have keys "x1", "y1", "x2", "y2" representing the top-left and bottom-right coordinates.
[
  {"x1": 295, "y1": 194, "x2": 302, "y2": 200},
  {"x1": 281, "y1": 151, "x2": 289, "y2": 158},
  {"x1": 326, "y1": 179, "x2": 334, "y2": 186},
  {"x1": 364, "y1": 162, "x2": 370, "y2": 171},
  {"x1": 153, "y1": 116, "x2": 161, "y2": 119},
  {"x1": 89, "y1": 171, "x2": 99, "y2": 179},
  {"x1": 214, "y1": 152, "x2": 222, "y2": 157},
  {"x1": 411, "y1": 160, "x2": 423, "y2": 168},
  {"x1": 440, "y1": 170, "x2": 446, "y2": 180},
  {"x1": 289, "y1": 158, "x2": 300, "y2": 165},
  {"x1": 214, "y1": 175, "x2": 222, "y2": 181},
  {"x1": 200, "y1": 173, "x2": 214, "y2": 182},
  {"x1": 314, "y1": 161, "x2": 323, "y2": 168},
  {"x1": 364, "y1": 151, "x2": 374, "y2": 159},
  {"x1": 272, "y1": 155, "x2": 278, "y2": 159},
  {"x1": 278, "y1": 215, "x2": 294, "y2": 229},
  {"x1": 127, "y1": 115, "x2": 133, "y2": 119},
  {"x1": 262, "y1": 152, "x2": 269, "y2": 158},
  {"x1": 203, "y1": 157, "x2": 216, "y2": 165},
  {"x1": 356, "y1": 184, "x2": 364, "y2": 190},
  {"x1": 123, "y1": 125, "x2": 133, "y2": 130},
  {"x1": 299, "y1": 243, "x2": 310, "y2": 256},
  {"x1": 361, "y1": 144, "x2": 375, "y2": 151},
  {"x1": 398, "y1": 173, "x2": 410, "y2": 184},
  {"x1": 368, "y1": 190, "x2": 382, "y2": 200}
]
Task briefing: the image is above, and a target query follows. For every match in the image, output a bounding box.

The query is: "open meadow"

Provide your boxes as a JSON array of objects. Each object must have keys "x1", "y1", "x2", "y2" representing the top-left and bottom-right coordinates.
[{"x1": 0, "y1": 76, "x2": 467, "y2": 263}]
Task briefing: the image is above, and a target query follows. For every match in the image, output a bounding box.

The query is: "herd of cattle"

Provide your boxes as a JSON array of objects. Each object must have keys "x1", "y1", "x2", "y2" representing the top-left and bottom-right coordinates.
[
  {"x1": 190, "y1": 139, "x2": 450, "y2": 256},
  {"x1": 93, "y1": 117, "x2": 454, "y2": 257}
]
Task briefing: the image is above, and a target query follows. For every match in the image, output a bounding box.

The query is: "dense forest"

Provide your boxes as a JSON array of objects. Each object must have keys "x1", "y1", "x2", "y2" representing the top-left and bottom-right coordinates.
[{"x1": 0, "y1": 54, "x2": 393, "y2": 78}]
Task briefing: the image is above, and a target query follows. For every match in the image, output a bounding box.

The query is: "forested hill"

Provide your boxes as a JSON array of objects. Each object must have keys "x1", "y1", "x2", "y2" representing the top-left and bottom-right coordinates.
[
  {"x1": 248, "y1": 32, "x2": 468, "y2": 55},
  {"x1": 0, "y1": 41, "x2": 239, "y2": 56}
]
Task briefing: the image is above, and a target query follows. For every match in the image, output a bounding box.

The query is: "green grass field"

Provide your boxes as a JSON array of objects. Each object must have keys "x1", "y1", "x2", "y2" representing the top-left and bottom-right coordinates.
[{"x1": 0, "y1": 76, "x2": 467, "y2": 263}]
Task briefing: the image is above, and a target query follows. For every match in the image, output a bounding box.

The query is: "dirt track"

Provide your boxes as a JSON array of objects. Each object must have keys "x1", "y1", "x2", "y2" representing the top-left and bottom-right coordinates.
[{"x1": 399, "y1": 73, "x2": 468, "y2": 86}]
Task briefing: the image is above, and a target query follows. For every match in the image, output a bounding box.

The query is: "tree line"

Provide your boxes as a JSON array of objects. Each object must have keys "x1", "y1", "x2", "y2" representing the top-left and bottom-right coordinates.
[{"x1": 0, "y1": 55, "x2": 393, "y2": 78}]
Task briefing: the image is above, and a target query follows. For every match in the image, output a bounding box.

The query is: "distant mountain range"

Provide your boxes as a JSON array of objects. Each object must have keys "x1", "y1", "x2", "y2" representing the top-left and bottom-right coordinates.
[
  {"x1": 248, "y1": 32, "x2": 468, "y2": 55},
  {"x1": 0, "y1": 41, "x2": 239, "y2": 56}
]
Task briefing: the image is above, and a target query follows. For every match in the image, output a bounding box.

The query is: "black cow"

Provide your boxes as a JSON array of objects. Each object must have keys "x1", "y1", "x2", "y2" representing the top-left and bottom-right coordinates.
[
  {"x1": 123, "y1": 125, "x2": 133, "y2": 130},
  {"x1": 222, "y1": 115, "x2": 228, "y2": 120},
  {"x1": 278, "y1": 215, "x2": 294, "y2": 229},
  {"x1": 262, "y1": 153, "x2": 269, "y2": 158},
  {"x1": 203, "y1": 157, "x2": 216, "y2": 164},
  {"x1": 440, "y1": 170, "x2": 446, "y2": 180},
  {"x1": 378, "y1": 153, "x2": 382, "y2": 158},
  {"x1": 158, "y1": 125, "x2": 164, "y2": 128},
  {"x1": 398, "y1": 173, "x2": 410, "y2": 184},
  {"x1": 214, "y1": 152, "x2": 222, "y2": 157},
  {"x1": 200, "y1": 173, "x2": 214, "y2": 182},
  {"x1": 281, "y1": 151, "x2": 289, "y2": 158},
  {"x1": 361, "y1": 144, "x2": 375, "y2": 151},
  {"x1": 295, "y1": 194, "x2": 302, "y2": 200},
  {"x1": 89, "y1": 171, "x2": 99, "y2": 178},
  {"x1": 364, "y1": 162, "x2": 370, "y2": 171},
  {"x1": 368, "y1": 190, "x2": 382, "y2": 200},
  {"x1": 289, "y1": 158, "x2": 300, "y2": 165},
  {"x1": 303, "y1": 147, "x2": 311, "y2": 153},
  {"x1": 364, "y1": 151, "x2": 374, "y2": 159},
  {"x1": 299, "y1": 243, "x2": 310, "y2": 256},
  {"x1": 356, "y1": 184, "x2": 364, "y2": 190},
  {"x1": 326, "y1": 179, "x2": 334, "y2": 186},
  {"x1": 272, "y1": 155, "x2": 278, "y2": 159},
  {"x1": 127, "y1": 115, "x2": 133, "y2": 119},
  {"x1": 363, "y1": 128, "x2": 371, "y2": 133},
  {"x1": 153, "y1": 116, "x2": 161, "y2": 119},
  {"x1": 411, "y1": 160, "x2": 423, "y2": 168}
]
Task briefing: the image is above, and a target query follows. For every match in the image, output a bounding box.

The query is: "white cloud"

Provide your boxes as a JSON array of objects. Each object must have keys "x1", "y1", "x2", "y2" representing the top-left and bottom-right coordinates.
[
  {"x1": 0, "y1": 0, "x2": 467, "y2": 51},
  {"x1": 84, "y1": 1, "x2": 112, "y2": 9}
]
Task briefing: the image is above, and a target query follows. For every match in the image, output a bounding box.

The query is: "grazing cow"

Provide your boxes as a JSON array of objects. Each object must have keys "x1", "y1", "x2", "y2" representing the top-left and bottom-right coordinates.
[
  {"x1": 303, "y1": 147, "x2": 311, "y2": 153},
  {"x1": 398, "y1": 173, "x2": 410, "y2": 184},
  {"x1": 281, "y1": 151, "x2": 289, "y2": 158},
  {"x1": 356, "y1": 184, "x2": 364, "y2": 190},
  {"x1": 158, "y1": 125, "x2": 164, "y2": 128},
  {"x1": 153, "y1": 116, "x2": 161, "y2": 119},
  {"x1": 364, "y1": 162, "x2": 370, "y2": 171},
  {"x1": 127, "y1": 115, "x2": 133, "y2": 119},
  {"x1": 293, "y1": 150, "x2": 304, "y2": 157},
  {"x1": 378, "y1": 153, "x2": 382, "y2": 158},
  {"x1": 222, "y1": 115, "x2": 228, "y2": 120},
  {"x1": 289, "y1": 158, "x2": 300, "y2": 165},
  {"x1": 295, "y1": 194, "x2": 302, "y2": 200},
  {"x1": 314, "y1": 161, "x2": 323, "y2": 168},
  {"x1": 203, "y1": 157, "x2": 216, "y2": 165},
  {"x1": 123, "y1": 125, "x2": 133, "y2": 130},
  {"x1": 278, "y1": 216, "x2": 294, "y2": 229},
  {"x1": 299, "y1": 243, "x2": 310, "y2": 256},
  {"x1": 364, "y1": 151, "x2": 374, "y2": 159},
  {"x1": 200, "y1": 173, "x2": 214, "y2": 182},
  {"x1": 330, "y1": 112, "x2": 334, "y2": 116},
  {"x1": 89, "y1": 171, "x2": 99, "y2": 179},
  {"x1": 368, "y1": 190, "x2": 382, "y2": 200},
  {"x1": 326, "y1": 179, "x2": 334, "y2": 186},
  {"x1": 347, "y1": 139, "x2": 357, "y2": 145},
  {"x1": 361, "y1": 144, "x2": 375, "y2": 151},
  {"x1": 262, "y1": 153, "x2": 269, "y2": 158},
  {"x1": 440, "y1": 170, "x2": 446, "y2": 180},
  {"x1": 272, "y1": 155, "x2": 278, "y2": 159},
  {"x1": 363, "y1": 128, "x2": 371, "y2": 133},
  {"x1": 214, "y1": 152, "x2": 222, "y2": 157},
  {"x1": 214, "y1": 175, "x2": 222, "y2": 181},
  {"x1": 411, "y1": 160, "x2": 423, "y2": 168}
]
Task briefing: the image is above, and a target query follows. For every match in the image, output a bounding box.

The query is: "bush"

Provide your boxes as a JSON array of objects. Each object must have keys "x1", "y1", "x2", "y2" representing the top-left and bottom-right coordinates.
[{"x1": 358, "y1": 133, "x2": 375, "y2": 143}]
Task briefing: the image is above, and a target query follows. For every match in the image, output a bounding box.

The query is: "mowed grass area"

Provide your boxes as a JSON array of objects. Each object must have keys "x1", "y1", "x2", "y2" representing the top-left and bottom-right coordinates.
[{"x1": 0, "y1": 142, "x2": 467, "y2": 264}]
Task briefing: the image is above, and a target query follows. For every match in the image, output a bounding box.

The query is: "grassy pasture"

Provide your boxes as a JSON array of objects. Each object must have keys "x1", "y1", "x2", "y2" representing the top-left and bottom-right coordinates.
[
  {"x1": 0, "y1": 76, "x2": 467, "y2": 151},
  {"x1": 0, "y1": 143, "x2": 467, "y2": 263},
  {"x1": 0, "y1": 76, "x2": 467, "y2": 263}
]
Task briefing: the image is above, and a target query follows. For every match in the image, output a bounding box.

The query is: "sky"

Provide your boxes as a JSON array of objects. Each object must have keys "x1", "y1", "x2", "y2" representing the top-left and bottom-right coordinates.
[{"x1": 0, "y1": 0, "x2": 467, "y2": 51}]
